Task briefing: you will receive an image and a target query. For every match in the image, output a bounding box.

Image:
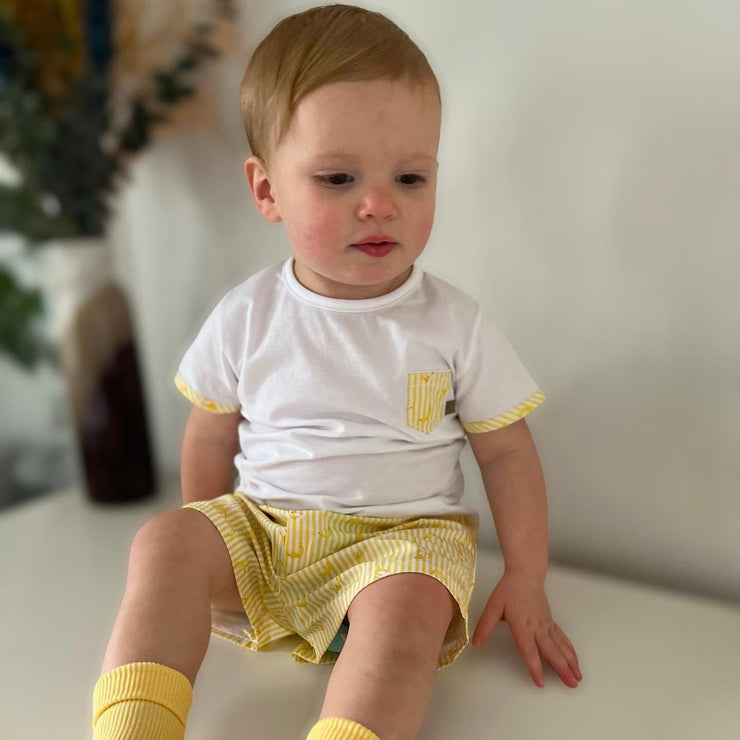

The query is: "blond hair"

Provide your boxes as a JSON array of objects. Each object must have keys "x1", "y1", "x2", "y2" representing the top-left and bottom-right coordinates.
[{"x1": 241, "y1": 4, "x2": 441, "y2": 165}]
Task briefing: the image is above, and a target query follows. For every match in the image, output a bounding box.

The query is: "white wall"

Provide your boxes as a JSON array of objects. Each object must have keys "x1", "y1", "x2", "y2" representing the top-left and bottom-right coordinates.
[{"x1": 2, "y1": 0, "x2": 738, "y2": 603}]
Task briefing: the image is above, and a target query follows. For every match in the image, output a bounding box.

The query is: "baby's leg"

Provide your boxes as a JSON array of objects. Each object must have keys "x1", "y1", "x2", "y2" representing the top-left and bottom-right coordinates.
[
  {"x1": 100, "y1": 507, "x2": 242, "y2": 682},
  {"x1": 94, "y1": 507, "x2": 242, "y2": 737},
  {"x1": 315, "y1": 573, "x2": 456, "y2": 740}
]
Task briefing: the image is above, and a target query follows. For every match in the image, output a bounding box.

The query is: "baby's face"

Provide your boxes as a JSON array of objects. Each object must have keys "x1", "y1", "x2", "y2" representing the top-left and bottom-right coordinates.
[{"x1": 251, "y1": 78, "x2": 440, "y2": 300}]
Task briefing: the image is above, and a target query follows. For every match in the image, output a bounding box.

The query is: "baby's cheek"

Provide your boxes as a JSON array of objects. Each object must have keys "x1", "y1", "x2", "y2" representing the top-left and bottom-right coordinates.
[
  {"x1": 297, "y1": 208, "x2": 343, "y2": 255},
  {"x1": 411, "y1": 200, "x2": 436, "y2": 246}
]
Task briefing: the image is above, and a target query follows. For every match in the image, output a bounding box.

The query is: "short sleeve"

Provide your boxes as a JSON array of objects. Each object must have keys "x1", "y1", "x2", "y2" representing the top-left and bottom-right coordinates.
[
  {"x1": 455, "y1": 308, "x2": 545, "y2": 433},
  {"x1": 174, "y1": 295, "x2": 241, "y2": 414}
]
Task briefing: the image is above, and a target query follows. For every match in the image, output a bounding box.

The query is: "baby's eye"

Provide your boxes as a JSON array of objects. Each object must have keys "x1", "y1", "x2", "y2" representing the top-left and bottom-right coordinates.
[
  {"x1": 315, "y1": 173, "x2": 354, "y2": 187},
  {"x1": 398, "y1": 174, "x2": 426, "y2": 186}
]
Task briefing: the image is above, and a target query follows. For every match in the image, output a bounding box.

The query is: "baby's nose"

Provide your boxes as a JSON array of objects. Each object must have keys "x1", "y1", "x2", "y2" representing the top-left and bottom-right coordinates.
[{"x1": 357, "y1": 186, "x2": 398, "y2": 219}]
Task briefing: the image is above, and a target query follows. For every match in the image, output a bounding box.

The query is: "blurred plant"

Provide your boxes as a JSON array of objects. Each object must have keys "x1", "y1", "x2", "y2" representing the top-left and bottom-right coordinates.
[
  {"x1": 0, "y1": 0, "x2": 234, "y2": 368},
  {"x1": 0, "y1": 265, "x2": 51, "y2": 367}
]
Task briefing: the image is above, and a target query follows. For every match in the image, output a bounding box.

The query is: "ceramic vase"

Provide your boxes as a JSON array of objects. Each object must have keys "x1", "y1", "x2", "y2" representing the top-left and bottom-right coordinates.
[{"x1": 37, "y1": 238, "x2": 156, "y2": 503}]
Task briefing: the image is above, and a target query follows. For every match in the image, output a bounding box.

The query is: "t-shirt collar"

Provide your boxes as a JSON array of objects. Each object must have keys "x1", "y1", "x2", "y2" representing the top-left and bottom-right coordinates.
[{"x1": 282, "y1": 257, "x2": 423, "y2": 312}]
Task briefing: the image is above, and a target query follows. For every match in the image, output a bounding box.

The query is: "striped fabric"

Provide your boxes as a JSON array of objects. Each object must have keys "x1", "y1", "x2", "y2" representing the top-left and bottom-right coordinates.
[
  {"x1": 460, "y1": 390, "x2": 546, "y2": 434},
  {"x1": 184, "y1": 493, "x2": 477, "y2": 669},
  {"x1": 406, "y1": 370, "x2": 453, "y2": 434},
  {"x1": 174, "y1": 373, "x2": 240, "y2": 414}
]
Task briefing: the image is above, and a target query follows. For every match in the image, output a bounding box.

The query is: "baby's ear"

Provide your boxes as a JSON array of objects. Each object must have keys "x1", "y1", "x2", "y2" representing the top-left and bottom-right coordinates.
[{"x1": 244, "y1": 156, "x2": 281, "y2": 223}]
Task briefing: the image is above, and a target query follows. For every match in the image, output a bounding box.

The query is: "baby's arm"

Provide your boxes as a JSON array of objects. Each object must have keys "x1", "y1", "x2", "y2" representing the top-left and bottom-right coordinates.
[
  {"x1": 181, "y1": 405, "x2": 241, "y2": 504},
  {"x1": 467, "y1": 418, "x2": 548, "y2": 580},
  {"x1": 466, "y1": 418, "x2": 582, "y2": 688}
]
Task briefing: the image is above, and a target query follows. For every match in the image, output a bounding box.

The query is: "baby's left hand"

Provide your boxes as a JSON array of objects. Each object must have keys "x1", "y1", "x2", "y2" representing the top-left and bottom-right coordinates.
[{"x1": 472, "y1": 572, "x2": 582, "y2": 689}]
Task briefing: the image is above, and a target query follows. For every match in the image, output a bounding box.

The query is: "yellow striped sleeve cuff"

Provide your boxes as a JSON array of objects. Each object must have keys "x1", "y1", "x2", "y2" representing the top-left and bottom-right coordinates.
[
  {"x1": 460, "y1": 389, "x2": 546, "y2": 433},
  {"x1": 174, "y1": 372, "x2": 240, "y2": 414}
]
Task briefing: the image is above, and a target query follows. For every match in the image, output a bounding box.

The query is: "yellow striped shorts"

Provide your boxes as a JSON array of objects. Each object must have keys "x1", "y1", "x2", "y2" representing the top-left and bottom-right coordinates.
[{"x1": 184, "y1": 492, "x2": 478, "y2": 669}]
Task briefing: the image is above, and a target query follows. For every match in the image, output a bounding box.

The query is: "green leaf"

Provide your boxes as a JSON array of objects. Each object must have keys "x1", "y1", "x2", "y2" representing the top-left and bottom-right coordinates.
[
  {"x1": 0, "y1": 184, "x2": 79, "y2": 242},
  {"x1": 0, "y1": 263, "x2": 48, "y2": 369}
]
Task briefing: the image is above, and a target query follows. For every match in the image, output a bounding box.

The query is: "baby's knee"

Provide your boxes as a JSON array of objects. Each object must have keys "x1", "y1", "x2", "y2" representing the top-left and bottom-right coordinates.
[
  {"x1": 128, "y1": 508, "x2": 239, "y2": 605},
  {"x1": 347, "y1": 573, "x2": 456, "y2": 666},
  {"x1": 129, "y1": 508, "x2": 211, "y2": 566},
  {"x1": 350, "y1": 573, "x2": 455, "y2": 633}
]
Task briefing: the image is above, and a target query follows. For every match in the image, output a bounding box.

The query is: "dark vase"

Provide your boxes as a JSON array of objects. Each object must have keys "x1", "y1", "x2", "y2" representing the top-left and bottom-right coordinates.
[{"x1": 39, "y1": 240, "x2": 156, "y2": 503}]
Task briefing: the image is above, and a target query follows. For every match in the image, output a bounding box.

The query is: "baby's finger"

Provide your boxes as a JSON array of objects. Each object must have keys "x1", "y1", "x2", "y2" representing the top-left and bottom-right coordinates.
[
  {"x1": 536, "y1": 631, "x2": 579, "y2": 688},
  {"x1": 552, "y1": 623, "x2": 577, "y2": 656},
  {"x1": 511, "y1": 628, "x2": 545, "y2": 687},
  {"x1": 472, "y1": 598, "x2": 504, "y2": 646},
  {"x1": 550, "y1": 624, "x2": 582, "y2": 679}
]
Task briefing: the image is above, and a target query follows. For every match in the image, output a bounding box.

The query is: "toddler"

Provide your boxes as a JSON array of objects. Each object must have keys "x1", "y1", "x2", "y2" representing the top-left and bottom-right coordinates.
[{"x1": 92, "y1": 5, "x2": 581, "y2": 740}]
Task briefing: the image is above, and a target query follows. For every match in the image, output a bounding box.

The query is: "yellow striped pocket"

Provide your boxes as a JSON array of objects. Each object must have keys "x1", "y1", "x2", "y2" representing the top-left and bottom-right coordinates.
[{"x1": 406, "y1": 370, "x2": 452, "y2": 434}]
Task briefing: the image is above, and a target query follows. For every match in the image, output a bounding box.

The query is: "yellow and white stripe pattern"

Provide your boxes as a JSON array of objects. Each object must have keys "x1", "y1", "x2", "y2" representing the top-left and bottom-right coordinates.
[
  {"x1": 174, "y1": 373, "x2": 240, "y2": 414},
  {"x1": 460, "y1": 389, "x2": 546, "y2": 433},
  {"x1": 184, "y1": 493, "x2": 478, "y2": 669},
  {"x1": 406, "y1": 370, "x2": 453, "y2": 434}
]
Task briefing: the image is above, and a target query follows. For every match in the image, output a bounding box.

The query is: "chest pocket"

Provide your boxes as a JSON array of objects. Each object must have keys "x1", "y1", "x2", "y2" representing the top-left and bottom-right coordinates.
[{"x1": 406, "y1": 370, "x2": 452, "y2": 434}]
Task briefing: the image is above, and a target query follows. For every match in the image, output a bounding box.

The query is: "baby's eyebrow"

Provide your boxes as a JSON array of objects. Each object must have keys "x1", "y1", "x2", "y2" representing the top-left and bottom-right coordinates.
[{"x1": 308, "y1": 152, "x2": 437, "y2": 165}]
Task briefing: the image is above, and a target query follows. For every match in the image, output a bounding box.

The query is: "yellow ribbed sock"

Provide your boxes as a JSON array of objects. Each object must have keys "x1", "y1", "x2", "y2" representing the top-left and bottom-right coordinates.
[
  {"x1": 92, "y1": 662, "x2": 192, "y2": 740},
  {"x1": 306, "y1": 717, "x2": 382, "y2": 740}
]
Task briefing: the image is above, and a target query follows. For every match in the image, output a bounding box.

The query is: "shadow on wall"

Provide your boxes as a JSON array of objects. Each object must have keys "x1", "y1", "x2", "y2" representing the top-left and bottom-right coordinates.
[{"x1": 538, "y1": 356, "x2": 740, "y2": 606}]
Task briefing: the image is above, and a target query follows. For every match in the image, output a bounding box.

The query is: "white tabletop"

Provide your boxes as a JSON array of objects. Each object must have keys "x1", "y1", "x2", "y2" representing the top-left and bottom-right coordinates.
[{"x1": 2, "y1": 482, "x2": 739, "y2": 739}]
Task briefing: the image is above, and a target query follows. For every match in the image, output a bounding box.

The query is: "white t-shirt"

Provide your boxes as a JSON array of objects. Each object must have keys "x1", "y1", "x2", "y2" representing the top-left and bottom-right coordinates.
[{"x1": 176, "y1": 258, "x2": 545, "y2": 518}]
